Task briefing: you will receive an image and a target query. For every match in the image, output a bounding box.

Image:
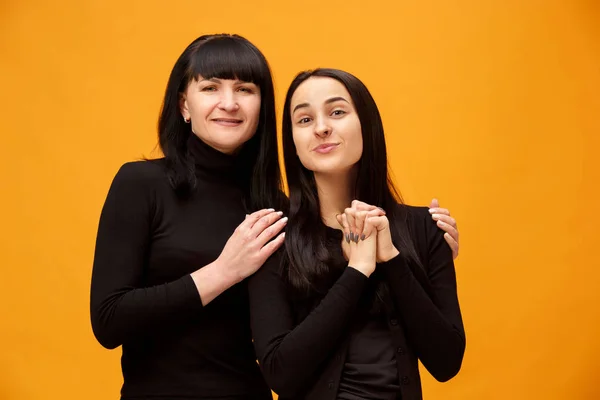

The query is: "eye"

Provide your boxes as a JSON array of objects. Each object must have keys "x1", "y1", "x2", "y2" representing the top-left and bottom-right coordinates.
[
  {"x1": 331, "y1": 109, "x2": 346, "y2": 116},
  {"x1": 238, "y1": 86, "x2": 255, "y2": 93},
  {"x1": 297, "y1": 117, "x2": 312, "y2": 124},
  {"x1": 201, "y1": 86, "x2": 217, "y2": 92}
]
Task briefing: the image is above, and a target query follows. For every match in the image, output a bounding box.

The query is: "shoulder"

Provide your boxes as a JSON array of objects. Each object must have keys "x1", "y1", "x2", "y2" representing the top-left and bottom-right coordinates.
[
  {"x1": 392, "y1": 204, "x2": 432, "y2": 231},
  {"x1": 401, "y1": 204, "x2": 431, "y2": 221},
  {"x1": 111, "y1": 159, "x2": 169, "y2": 188},
  {"x1": 392, "y1": 203, "x2": 445, "y2": 248},
  {"x1": 107, "y1": 159, "x2": 170, "y2": 200},
  {"x1": 113, "y1": 159, "x2": 166, "y2": 183}
]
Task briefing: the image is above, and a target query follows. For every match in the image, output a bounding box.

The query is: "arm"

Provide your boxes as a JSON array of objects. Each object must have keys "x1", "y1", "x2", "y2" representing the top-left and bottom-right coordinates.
[
  {"x1": 90, "y1": 163, "x2": 287, "y2": 349},
  {"x1": 380, "y1": 209, "x2": 465, "y2": 382},
  {"x1": 90, "y1": 163, "x2": 205, "y2": 349},
  {"x1": 248, "y1": 256, "x2": 367, "y2": 397}
]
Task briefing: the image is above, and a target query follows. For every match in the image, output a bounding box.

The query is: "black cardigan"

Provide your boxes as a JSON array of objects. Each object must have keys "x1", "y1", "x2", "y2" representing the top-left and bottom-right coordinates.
[{"x1": 248, "y1": 205, "x2": 465, "y2": 400}]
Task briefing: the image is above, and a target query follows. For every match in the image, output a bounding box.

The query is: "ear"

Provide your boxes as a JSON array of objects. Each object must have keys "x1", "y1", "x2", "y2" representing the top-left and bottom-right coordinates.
[{"x1": 179, "y1": 92, "x2": 190, "y2": 121}]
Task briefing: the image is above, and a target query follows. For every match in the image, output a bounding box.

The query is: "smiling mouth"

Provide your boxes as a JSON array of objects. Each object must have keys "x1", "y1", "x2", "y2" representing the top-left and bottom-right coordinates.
[
  {"x1": 211, "y1": 118, "x2": 243, "y2": 126},
  {"x1": 313, "y1": 143, "x2": 340, "y2": 153}
]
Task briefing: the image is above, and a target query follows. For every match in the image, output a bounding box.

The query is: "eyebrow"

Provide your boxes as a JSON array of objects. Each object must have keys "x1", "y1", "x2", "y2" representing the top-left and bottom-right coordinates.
[{"x1": 292, "y1": 96, "x2": 349, "y2": 113}]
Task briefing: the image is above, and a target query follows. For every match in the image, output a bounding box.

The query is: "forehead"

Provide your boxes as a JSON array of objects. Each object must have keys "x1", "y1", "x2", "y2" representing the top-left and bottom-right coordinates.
[{"x1": 291, "y1": 77, "x2": 351, "y2": 107}]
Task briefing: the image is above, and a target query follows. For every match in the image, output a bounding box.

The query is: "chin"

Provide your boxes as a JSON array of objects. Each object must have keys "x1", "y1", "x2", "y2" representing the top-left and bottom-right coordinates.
[
  {"x1": 310, "y1": 157, "x2": 360, "y2": 176},
  {"x1": 311, "y1": 164, "x2": 353, "y2": 176}
]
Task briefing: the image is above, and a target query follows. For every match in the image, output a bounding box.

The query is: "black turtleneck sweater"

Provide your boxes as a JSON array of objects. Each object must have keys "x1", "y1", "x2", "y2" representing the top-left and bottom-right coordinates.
[{"x1": 90, "y1": 135, "x2": 272, "y2": 399}]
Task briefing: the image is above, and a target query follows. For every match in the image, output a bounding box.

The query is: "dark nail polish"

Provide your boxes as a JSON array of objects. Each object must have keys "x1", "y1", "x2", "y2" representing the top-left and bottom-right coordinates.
[
  {"x1": 346, "y1": 234, "x2": 350, "y2": 243},
  {"x1": 353, "y1": 233, "x2": 359, "y2": 243},
  {"x1": 361, "y1": 234, "x2": 366, "y2": 241}
]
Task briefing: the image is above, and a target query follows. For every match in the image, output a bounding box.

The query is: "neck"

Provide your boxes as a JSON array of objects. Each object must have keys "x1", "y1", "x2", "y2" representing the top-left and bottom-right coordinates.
[
  {"x1": 187, "y1": 133, "x2": 240, "y2": 181},
  {"x1": 314, "y1": 169, "x2": 356, "y2": 229}
]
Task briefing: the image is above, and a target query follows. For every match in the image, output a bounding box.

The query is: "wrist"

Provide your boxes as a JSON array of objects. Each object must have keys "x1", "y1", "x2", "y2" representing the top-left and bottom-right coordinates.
[
  {"x1": 190, "y1": 260, "x2": 240, "y2": 307},
  {"x1": 378, "y1": 247, "x2": 400, "y2": 263},
  {"x1": 194, "y1": 259, "x2": 240, "y2": 290},
  {"x1": 348, "y1": 259, "x2": 376, "y2": 277}
]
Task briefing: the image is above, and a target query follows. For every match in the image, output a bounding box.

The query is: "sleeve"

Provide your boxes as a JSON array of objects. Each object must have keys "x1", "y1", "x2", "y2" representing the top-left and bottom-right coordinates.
[
  {"x1": 248, "y1": 254, "x2": 367, "y2": 397},
  {"x1": 90, "y1": 162, "x2": 203, "y2": 349},
  {"x1": 379, "y1": 208, "x2": 466, "y2": 382}
]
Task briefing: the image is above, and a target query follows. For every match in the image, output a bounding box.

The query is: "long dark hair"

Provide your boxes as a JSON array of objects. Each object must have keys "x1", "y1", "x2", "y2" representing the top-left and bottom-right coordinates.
[
  {"x1": 157, "y1": 33, "x2": 283, "y2": 211},
  {"x1": 282, "y1": 68, "x2": 422, "y2": 304}
]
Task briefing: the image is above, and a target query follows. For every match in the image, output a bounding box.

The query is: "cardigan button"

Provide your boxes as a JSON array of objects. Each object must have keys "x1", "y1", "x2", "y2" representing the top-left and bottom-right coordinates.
[
  {"x1": 328, "y1": 380, "x2": 335, "y2": 390},
  {"x1": 401, "y1": 376, "x2": 410, "y2": 385},
  {"x1": 397, "y1": 347, "x2": 405, "y2": 355}
]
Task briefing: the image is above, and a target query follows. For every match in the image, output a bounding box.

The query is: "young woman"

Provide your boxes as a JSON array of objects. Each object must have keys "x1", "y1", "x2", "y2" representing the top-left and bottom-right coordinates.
[{"x1": 249, "y1": 69, "x2": 465, "y2": 400}]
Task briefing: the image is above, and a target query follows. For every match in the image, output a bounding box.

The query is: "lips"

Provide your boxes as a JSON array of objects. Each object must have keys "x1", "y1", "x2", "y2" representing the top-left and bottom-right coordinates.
[
  {"x1": 312, "y1": 143, "x2": 340, "y2": 153},
  {"x1": 211, "y1": 118, "x2": 243, "y2": 126}
]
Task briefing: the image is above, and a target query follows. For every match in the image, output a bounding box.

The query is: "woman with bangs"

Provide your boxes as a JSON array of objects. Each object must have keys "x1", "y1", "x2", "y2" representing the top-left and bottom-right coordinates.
[
  {"x1": 90, "y1": 34, "x2": 285, "y2": 400},
  {"x1": 90, "y1": 34, "x2": 461, "y2": 399}
]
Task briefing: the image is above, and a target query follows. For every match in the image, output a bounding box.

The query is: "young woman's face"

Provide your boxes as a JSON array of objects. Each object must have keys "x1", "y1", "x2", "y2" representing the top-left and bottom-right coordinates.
[
  {"x1": 290, "y1": 77, "x2": 363, "y2": 175},
  {"x1": 180, "y1": 76, "x2": 261, "y2": 154}
]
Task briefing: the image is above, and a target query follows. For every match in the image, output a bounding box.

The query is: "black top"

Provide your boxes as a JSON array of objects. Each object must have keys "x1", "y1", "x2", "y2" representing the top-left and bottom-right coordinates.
[
  {"x1": 337, "y1": 314, "x2": 399, "y2": 400},
  {"x1": 248, "y1": 206, "x2": 465, "y2": 400},
  {"x1": 90, "y1": 134, "x2": 272, "y2": 399}
]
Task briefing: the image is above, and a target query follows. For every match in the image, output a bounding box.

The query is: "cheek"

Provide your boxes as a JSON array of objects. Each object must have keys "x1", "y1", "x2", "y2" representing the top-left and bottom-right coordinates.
[
  {"x1": 345, "y1": 119, "x2": 363, "y2": 161},
  {"x1": 188, "y1": 95, "x2": 213, "y2": 117},
  {"x1": 246, "y1": 97, "x2": 262, "y2": 122},
  {"x1": 292, "y1": 129, "x2": 311, "y2": 163},
  {"x1": 349, "y1": 131, "x2": 363, "y2": 159}
]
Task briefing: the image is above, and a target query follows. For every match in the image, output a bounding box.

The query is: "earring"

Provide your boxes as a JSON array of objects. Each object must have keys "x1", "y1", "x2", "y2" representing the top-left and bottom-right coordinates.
[{"x1": 183, "y1": 116, "x2": 190, "y2": 123}]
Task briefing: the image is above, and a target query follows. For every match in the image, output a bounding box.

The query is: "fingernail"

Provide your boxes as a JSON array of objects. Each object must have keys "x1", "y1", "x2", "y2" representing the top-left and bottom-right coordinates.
[
  {"x1": 267, "y1": 208, "x2": 275, "y2": 212},
  {"x1": 437, "y1": 220, "x2": 445, "y2": 226},
  {"x1": 345, "y1": 234, "x2": 350, "y2": 243},
  {"x1": 428, "y1": 208, "x2": 435, "y2": 214},
  {"x1": 281, "y1": 217, "x2": 288, "y2": 223},
  {"x1": 361, "y1": 234, "x2": 366, "y2": 241},
  {"x1": 245, "y1": 214, "x2": 249, "y2": 218},
  {"x1": 277, "y1": 211, "x2": 284, "y2": 216},
  {"x1": 353, "y1": 233, "x2": 359, "y2": 243},
  {"x1": 431, "y1": 214, "x2": 439, "y2": 220},
  {"x1": 377, "y1": 207, "x2": 386, "y2": 214}
]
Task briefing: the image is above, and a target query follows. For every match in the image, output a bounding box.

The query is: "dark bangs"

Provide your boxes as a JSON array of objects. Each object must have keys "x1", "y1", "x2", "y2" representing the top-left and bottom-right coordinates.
[{"x1": 184, "y1": 35, "x2": 269, "y2": 90}]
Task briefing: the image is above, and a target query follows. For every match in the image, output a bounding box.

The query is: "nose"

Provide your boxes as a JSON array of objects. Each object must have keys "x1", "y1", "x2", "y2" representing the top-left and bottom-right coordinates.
[
  {"x1": 314, "y1": 116, "x2": 331, "y2": 138},
  {"x1": 218, "y1": 89, "x2": 240, "y2": 112}
]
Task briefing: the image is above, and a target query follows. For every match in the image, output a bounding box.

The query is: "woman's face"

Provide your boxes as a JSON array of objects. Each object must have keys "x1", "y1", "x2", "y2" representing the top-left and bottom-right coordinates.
[
  {"x1": 180, "y1": 76, "x2": 261, "y2": 154},
  {"x1": 290, "y1": 76, "x2": 363, "y2": 175}
]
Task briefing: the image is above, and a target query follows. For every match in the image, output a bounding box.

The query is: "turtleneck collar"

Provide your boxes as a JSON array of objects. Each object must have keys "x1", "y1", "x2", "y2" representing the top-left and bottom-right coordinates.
[{"x1": 187, "y1": 133, "x2": 242, "y2": 182}]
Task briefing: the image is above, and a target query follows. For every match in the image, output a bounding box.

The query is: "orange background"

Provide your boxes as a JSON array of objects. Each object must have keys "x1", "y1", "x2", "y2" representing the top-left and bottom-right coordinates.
[{"x1": 1, "y1": 0, "x2": 599, "y2": 399}]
